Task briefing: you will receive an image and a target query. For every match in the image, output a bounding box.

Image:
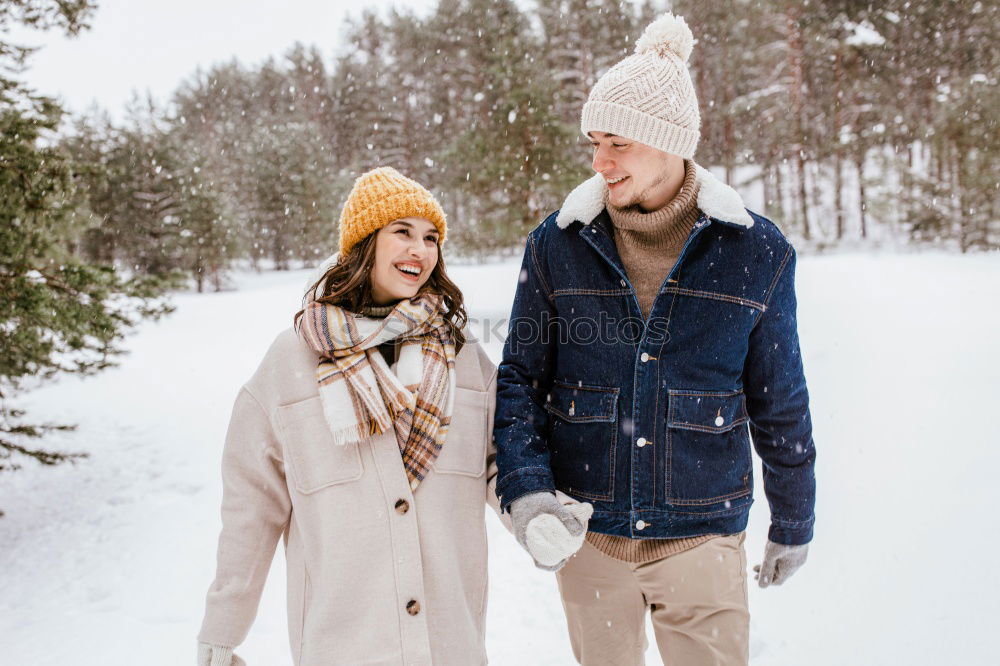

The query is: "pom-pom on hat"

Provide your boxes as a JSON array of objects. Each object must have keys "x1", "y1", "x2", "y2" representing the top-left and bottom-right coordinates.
[
  {"x1": 580, "y1": 13, "x2": 700, "y2": 159},
  {"x1": 337, "y1": 166, "x2": 447, "y2": 257}
]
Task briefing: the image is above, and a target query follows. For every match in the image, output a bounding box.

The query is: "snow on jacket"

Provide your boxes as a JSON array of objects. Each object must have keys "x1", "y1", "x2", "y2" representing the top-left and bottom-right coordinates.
[
  {"x1": 199, "y1": 328, "x2": 499, "y2": 666},
  {"x1": 494, "y1": 166, "x2": 816, "y2": 546}
]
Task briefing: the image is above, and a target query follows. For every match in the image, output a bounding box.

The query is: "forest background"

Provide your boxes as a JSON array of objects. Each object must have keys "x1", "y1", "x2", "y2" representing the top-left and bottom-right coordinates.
[{"x1": 1, "y1": 0, "x2": 997, "y2": 468}]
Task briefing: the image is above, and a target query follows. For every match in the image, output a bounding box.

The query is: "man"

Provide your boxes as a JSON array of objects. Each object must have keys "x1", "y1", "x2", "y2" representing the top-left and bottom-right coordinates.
[{"x1": 493, "y1": 13, "x2": 816, "y2": 666}]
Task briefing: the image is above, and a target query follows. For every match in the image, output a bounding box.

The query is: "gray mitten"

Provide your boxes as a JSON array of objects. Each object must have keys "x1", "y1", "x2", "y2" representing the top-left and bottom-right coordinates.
[
  {"x1": 197, "y1": 641, "x2": 246, "y2": 666},
  {"x1": 753, "y1": 540, "x2": 809, "y2": 588},
  {"x1": 509, "y1": 491, "x2": 593, "y2": 571}
]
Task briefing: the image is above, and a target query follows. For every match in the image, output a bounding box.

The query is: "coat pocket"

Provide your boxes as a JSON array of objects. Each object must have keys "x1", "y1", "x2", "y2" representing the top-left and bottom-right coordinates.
[
  {"x1": 667, "y1": 389, "x2": 750, "y2": 434},
  {"x1": 544, "y1": 381, "x2": 619, "y2": 501},
  {"x1": 277, "y1": 396, "x2": 364, "y2": 494},
  {"x1": 665, "y1": 389, "x2": 752, "y2": 505},
  {"x1": 433, "y1": 386, "x2": 488, "y2": 477}
]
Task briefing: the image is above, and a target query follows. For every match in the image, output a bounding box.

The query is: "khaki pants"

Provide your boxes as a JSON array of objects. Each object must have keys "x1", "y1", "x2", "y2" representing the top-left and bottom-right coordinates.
[{"x1": 555, "y1": 533, "x2": 749, "y2": 666}]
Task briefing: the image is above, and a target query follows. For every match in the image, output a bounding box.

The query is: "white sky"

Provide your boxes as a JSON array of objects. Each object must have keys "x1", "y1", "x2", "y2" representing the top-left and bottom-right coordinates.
[{"x1": 8, "y1": 0, "x2": 436, "y2": 118}]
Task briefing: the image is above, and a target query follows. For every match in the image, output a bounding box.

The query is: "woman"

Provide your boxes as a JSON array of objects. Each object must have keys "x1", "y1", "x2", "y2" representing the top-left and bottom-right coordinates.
[{"x1": 197, "y1": 167, "x2": 500, "y2": 666}]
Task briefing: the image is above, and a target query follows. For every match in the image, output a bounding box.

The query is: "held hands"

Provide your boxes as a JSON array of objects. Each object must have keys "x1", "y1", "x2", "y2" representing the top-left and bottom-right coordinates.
[
  {"x1": 509, "y1": 491, "x2": 594, "y2": 571},
  {"x1": 753, "y1": 540, "x2": 809, "y2": 588},
  {"x1": 197, "y1": 642, "x2": 246, "y2": 666}
]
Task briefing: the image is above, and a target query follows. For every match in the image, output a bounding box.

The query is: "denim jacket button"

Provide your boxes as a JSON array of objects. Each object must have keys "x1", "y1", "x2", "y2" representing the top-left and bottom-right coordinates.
[
  {"x1": 620, "y1": 279, "x2": 627, "y2": 287},
  {"x1": 635, "y1": 520, "x2": 647, "y2": 530},
  {"x1": 640, "y1": 352, "x2": 650, "y2": 363},
  {"x1": 636, "y1": 437, "x2": 647, "y2": 448},
  {"x1": 715, "y1": 415, "x2": 725, "y2": 427}
]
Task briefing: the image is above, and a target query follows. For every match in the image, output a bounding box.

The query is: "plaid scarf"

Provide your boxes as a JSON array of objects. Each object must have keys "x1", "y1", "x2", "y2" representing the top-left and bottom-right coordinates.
[{"x1": 296, "y1": 293, "x2": 456, "y2": 491}]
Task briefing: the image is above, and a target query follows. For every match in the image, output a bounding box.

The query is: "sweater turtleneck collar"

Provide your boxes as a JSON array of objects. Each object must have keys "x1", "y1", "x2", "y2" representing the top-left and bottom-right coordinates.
[
  {"x1": 360, "y1": 303, "x2": 395, "y2": 319},
  {"x1": 604, "y1": 159, "x2": 701, "y2": 247}
]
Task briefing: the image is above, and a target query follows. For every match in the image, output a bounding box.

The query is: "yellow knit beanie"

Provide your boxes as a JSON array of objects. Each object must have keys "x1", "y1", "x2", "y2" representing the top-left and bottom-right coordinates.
[{"x1": 337, "y1": 166, "x2": 447, "y2": 256}]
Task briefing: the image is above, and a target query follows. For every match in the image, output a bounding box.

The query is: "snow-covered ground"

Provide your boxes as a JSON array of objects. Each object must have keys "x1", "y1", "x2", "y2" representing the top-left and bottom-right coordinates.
[{"x1": 1, "y1": 251, "x2": 997, "y2": 665}]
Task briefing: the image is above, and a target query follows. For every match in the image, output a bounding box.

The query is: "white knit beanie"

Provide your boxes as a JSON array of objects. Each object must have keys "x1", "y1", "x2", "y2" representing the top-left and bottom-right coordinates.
[{"x1": 580, "y1": 13, "x2": 700, "y2": 159}]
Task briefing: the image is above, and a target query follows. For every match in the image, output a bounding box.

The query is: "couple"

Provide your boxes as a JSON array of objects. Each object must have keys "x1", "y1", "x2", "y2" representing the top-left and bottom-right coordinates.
[{"x1": 198, "y1": 13, "x2": 815, "y2": 666}]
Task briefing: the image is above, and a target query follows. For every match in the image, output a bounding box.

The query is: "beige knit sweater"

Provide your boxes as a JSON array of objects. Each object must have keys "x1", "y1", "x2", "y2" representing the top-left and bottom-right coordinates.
[
  {"x1": 605, "y1": 159, "x2": 700, "y2": 319},
  {"x1": 585, "y1": 160, "x2": 717, "y2": 564}
]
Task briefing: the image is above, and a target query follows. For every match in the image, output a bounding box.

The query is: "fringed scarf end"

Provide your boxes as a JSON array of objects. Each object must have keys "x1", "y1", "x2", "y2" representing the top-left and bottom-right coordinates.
[{"x1": 327, "y1": 422, "x2": 374, "y2": 447}]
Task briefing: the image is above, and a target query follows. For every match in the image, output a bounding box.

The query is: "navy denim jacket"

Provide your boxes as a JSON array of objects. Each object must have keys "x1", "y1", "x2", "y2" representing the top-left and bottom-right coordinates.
[{"x1": 494, "y1": 167, "x2": 816, "y2": 546}]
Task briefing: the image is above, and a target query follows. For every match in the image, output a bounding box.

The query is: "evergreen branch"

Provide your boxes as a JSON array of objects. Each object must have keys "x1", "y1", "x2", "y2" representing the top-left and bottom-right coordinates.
[{"x1": 0, "y1": 436, "x2": 87, "y2": 467}]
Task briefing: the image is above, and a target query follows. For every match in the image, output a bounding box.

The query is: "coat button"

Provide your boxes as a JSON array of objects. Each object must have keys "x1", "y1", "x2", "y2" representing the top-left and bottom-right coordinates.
[
  {"x1": 394, "y1": 499, "x2": 410, "y2": 515},
  {"x1": 715, "y1": 415, "x2": 725, "y2": 427},
  {"x1": 635, "y1": 520, "x2": 647, "y2": 530},
  {"x1": 406, "y1": 599, "x2": 421, "y2": 616},
  {"x1": 640, "y1": 352, "x2": 650, "y2": 362},
  {"x1": 620, "y1": 279, "x2": 627, "y2": 287},
  {"x1": 636, "y1": 437, "x2": 647, "y2": 448}
]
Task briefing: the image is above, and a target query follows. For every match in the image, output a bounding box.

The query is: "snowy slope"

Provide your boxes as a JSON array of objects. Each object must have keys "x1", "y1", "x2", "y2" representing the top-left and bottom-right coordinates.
[{"x1": 1, "y1": 252, "x2": 997, "y2": 665}]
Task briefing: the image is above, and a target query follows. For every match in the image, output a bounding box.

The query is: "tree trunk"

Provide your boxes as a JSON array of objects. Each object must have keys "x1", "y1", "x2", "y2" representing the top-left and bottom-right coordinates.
[
  {"x1": 774, "y1": 159, "x2": 785, "y2": 222},
  {"x1": 797, "y1": 151, "x2": 810, "y2": 240},
  {"x1": 954, "y1": 141, "x2": 969, "y2": 253},
  {"x1": 763, "y1": 164, "x2": 772, "y2": 214},
  {"x1": 855, "y1": 150, "x2": 867, "y2": 239},
  {"x1": 273, "y1": 225, "x2": 288, "y2": 270},
  {"x1": 833, "y1": 45, "x2": 844, "y2": 240},
  {"x1": 834, "y1": 154, "x2": 844, "y2": 240},
  {"x1": 722, "y1": 31, "x2": 734, "y2": 185},
  {"x1": 786, "y1": 6, "x2": 810, "y2": 240}
]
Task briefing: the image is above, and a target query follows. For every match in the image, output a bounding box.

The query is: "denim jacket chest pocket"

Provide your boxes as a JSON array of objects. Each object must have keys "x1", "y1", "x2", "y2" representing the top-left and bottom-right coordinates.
[
  {"x1": 277, "y1": 396, "x2": 364, "y2": 494},
  {"x1": 432, "y1": 386, "x2": 488, "y2": 477},
  {"x1": 544, "y1": 381, "x2": 619, "y2": 501},
  {"x1": 665, "y1": 389, "x2": 752, "y2": 506}
]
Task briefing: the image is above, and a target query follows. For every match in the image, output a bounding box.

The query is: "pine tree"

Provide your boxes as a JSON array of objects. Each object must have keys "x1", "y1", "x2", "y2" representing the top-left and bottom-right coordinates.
[
  {"x1": 171, "y1": 157, "x2": 240, "y2": 292},
  {"x1": 21, "y1": 0, "x2": 996, "y2": 270},
  {"x1": 246, "y1": 52, "x2": 342, "y2": 268},
  {"x1": 422, "y1": 0, "x2": 585, "y2": 251},
  {"x1": 1, "y1": 0, "x2": 172, "y2": 474},
  {"x1": 171, "y1": 60, "x2": 266, "y2": 270}
]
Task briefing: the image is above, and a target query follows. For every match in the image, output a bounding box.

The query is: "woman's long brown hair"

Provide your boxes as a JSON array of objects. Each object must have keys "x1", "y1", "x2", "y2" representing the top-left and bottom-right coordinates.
[{"x1": 295, "y1": 232, "x2": 468, "y2": 354}]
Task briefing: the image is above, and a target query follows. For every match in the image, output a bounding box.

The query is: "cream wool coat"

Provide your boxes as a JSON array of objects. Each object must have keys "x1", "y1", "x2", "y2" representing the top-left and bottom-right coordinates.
[{"x1": 199, "y1": 328, "x2": 500, "y2": 666}]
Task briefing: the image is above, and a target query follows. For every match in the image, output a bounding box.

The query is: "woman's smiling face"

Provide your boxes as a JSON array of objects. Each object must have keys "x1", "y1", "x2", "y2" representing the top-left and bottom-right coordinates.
[{"x1": 370, "y1": 217, "x2": 440, "y2": 305}]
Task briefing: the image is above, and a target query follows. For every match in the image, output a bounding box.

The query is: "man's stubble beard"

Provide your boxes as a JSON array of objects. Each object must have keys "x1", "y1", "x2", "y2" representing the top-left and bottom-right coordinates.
[{"x1": 617, "y1": 156, "x2": 675, "y2": 212}]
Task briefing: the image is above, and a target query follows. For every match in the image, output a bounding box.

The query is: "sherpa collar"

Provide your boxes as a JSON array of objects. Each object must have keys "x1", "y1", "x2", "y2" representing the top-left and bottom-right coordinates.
[{"x1": 555, "y1": 164, "x2": 754, "y2": 230}]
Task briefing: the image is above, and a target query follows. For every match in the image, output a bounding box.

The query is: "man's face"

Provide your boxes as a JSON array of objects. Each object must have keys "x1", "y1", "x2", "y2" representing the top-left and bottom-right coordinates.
[{"x1": 588, "y1": 132, "x2": 683, "y2": 212}]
